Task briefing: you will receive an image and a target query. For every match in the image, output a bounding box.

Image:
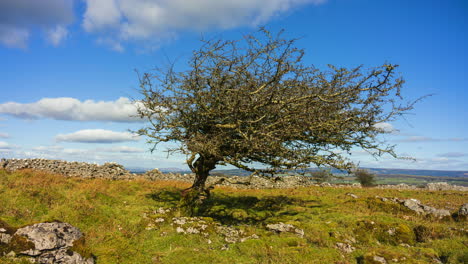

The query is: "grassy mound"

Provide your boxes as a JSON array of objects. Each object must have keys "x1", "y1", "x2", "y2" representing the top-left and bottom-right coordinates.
[{"x1": 0, "y1": 169, "x2": 466, "y2": 263}]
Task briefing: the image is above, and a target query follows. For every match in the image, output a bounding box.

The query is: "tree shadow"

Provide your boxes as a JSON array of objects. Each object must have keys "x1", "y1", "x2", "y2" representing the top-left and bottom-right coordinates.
[
  {"x1": 146, "y1": 188, "x2": 322, "y2": 225},
  {"x1": 146, "y1": 187, "x2": 182, "y2": 208}
]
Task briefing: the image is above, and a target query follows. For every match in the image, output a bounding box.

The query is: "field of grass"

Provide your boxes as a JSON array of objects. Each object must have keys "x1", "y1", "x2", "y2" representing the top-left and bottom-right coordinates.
[{"x1": 0, "y1": 169, "x2": 467, "y2": 263}]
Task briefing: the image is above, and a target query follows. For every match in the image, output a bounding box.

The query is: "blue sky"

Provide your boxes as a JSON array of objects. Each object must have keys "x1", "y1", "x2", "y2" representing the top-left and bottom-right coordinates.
[{"x1": 0, "y1": 0, "x2": 467, "y2": 171}]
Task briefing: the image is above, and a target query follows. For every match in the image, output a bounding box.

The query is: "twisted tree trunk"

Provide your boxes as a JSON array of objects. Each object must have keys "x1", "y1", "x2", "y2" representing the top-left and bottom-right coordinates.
[{"x1": 180, "y1": 154, "x2": 218, "y2": 215}]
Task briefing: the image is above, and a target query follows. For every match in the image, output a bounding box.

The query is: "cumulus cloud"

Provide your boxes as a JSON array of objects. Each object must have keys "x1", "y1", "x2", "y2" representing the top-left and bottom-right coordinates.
[
  {"x1": 82, "y1": 0, "x2": 325, "y2": 49},
  {"x1": 55, "y1": 129, "x2": 140, "y2": 143},
  {"x1": 0, "y1": 0, "x2": 74, "y2": 48},
  {"x1": 0, "y1": 97, "x2": 142, "y2": 122},
  {"x1": 0, "y1": 133, "x2": 9, "y2": 138}
]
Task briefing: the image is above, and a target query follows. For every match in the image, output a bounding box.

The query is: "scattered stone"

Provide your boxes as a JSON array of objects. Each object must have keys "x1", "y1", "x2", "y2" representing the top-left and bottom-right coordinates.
[
  {"x1": 0, "y1": 233, "x2": 12, "y2": 244},
  {"x1": 335, "y1": 242, "x2": 355, "y2": 253},
  {"x1": 220, "y1": 244, "x2": 229, "y2": 251},
  {"x1": 373, "y1": 255, "x2": 388, "y2": 264},
  {"x1": 156, "y1": 207, "x2": 172, "y2": 215},
  {"x1": 457, "y1": 203, "x2": 468, "y2": 219},
  {"x1": 346, "y1": 193, "x2": 358, "y2": 199},
  {"x1": 186, "y1": 227, "x2": 200, "y2": 234},
  {"x1": 266, "y1": 222, "x2": 304, "y2": 237}
]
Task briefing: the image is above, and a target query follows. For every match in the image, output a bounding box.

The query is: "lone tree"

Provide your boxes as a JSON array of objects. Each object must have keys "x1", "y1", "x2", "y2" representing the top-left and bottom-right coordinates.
[{"x1": 136, "y1": 29, "x2": 415, "y2": 198}]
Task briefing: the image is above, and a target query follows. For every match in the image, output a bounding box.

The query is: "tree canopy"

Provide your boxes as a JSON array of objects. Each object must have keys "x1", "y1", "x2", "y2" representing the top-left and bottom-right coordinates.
[{"x1": 136, "y1": 29, "x2": 416, "y2": 192}]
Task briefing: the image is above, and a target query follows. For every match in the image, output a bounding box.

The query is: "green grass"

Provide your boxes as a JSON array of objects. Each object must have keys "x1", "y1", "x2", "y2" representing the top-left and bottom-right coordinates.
[{"x1": 0, "y1": 169, "x2": 467, "y2": 263}]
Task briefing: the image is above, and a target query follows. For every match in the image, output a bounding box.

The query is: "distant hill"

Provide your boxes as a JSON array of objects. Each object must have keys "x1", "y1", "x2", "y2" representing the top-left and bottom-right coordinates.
[
  {"x1": 130, "y1": 166, "x2": 468, "y2": 178},
  {"x1": 209, "y1": 167, "x2": 468, "y2": 178}
]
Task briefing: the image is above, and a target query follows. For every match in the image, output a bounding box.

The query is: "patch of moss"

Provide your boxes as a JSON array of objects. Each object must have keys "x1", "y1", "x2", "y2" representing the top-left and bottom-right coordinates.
[
  {"x1": 354, "y1": 220, "x2": 415, "y2": 246},
  {"x1": 69, "y1": 237, "x2": 94, "y2": 259},
  {"x1": 0, "y1": 220, "x2": 16, "y2": 235},
  {"x1": 5, "y1": 235, "x2": 35, "y2": 255}
]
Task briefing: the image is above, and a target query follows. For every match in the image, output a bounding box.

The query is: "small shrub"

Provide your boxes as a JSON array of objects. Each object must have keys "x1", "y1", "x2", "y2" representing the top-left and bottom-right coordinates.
[
  {"x1": 355, "y1": 169, "x2": 376, "y2": 187},
  {"x1": 414, "y1": 225, "x2": 432, "y2": 242}
]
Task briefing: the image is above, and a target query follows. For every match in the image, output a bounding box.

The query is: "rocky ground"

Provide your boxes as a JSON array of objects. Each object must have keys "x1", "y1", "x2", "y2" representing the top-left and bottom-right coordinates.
[{"x1": 0, "y1": 167, "x2": 466, "y2": 263}]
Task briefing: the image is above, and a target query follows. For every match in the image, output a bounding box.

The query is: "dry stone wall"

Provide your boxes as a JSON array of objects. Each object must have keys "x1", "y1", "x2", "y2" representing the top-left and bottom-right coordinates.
[{"x1": 0, "y1": 158, "x2": 137, "y2": 180}]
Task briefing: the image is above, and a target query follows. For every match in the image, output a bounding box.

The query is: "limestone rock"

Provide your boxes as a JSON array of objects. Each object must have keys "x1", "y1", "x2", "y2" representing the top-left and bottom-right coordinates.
[
  {"x1": 456, "y1": 203, "x2": 468, "y2": 220},
  {"x1": 335, "y1": 242, "x2": 355, "y2": 253},
  {"x1": 12, "y1": 222, "x2": 95, "y2": 264},
  {"x1": 402, "y1": 199, "x2": 425, "y2": 214},
  {"x1": 399, "y1": 199, "x2": 450, "y2": 218},
  {"x1": 458, "y1": 203, "x2": 468, "y2": 217},
  {"x1": 15, "y1": 222, "x2": 82, "y2": 254},
  {"x1": 372, "y1": 255, "x2": 388, "y2": 264},
  {"x1": 266, "y1": 222, "x2": 304, "y2": 237},
  {"x1": 36, "y1": 248, "x2": 94, "y2": 264}
]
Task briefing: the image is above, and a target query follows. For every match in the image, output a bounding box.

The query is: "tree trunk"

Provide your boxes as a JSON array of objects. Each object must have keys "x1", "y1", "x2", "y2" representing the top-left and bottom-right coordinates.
[
  {"x1": 179, "y1": 154, "x2": 217, "y2": 216},
  {"x1": 191, "y1": 154, "x2": 217, "y2": 192}
]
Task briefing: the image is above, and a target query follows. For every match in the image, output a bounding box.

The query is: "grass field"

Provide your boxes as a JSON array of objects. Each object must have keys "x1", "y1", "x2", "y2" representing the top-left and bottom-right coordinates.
[{"x1": 0, "y1": 169, "x2": 467, "y2": 263}]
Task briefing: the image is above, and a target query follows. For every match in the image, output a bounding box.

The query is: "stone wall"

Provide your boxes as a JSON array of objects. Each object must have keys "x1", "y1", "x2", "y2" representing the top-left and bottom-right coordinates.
[{"x1": 0, "y1": 158, "x2": 137, "y2": 180}]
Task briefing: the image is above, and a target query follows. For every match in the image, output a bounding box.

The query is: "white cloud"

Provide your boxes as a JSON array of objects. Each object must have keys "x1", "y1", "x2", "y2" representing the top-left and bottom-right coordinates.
[
  {"x1": 0, "y1": 0, "x2": 74, "y2": 48},
  {"x1": 373, "y1": 122, "x2": 397, "y2": 134},
  {"x1": 83, "y1": 0, "x2": 122, "y2": 32},
  {"x1": 56, "y1": 129, "x2": 140, "y2": 143},
  {"x1": 0, "y1": 141, "x2": 13, "y2": 149},
  {"x1": 0, "y1": 97, "x2": 142, "y2": 122},
  {"x1": 46, "y1": 25, "x2": 68, "y2": 46},
  {"x1": 0, "y1": 133, "x2": 9, "y2": 138},
  {"x1": 82, "y1": 0, "x2": 325, "y2": 49}
]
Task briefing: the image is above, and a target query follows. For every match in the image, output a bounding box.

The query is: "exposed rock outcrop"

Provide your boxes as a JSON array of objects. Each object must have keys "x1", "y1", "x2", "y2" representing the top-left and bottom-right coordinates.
[
  {"x1": 0, "y1": 221, "x2": 94, "y2": 264},
  {"x1": 266, "y1": 222, "x2": 304, "y2": 237},
  {"x1": 374, "y1": 196, "x2": 452, "y2": 219},
  {"x1": 455, "y1": 203, "x2": 468, "y2": 221}
]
